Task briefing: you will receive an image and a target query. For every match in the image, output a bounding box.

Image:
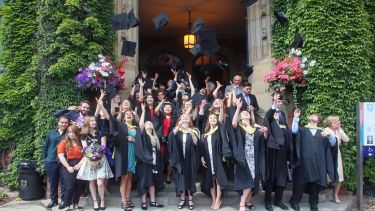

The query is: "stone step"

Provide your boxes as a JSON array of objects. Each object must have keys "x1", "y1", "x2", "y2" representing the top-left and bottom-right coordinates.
[
  {"x1": 83, "y1": 186, "x2": 329, "y2": 207},
  {"x1": 39, "y1": 194, "x2": 354, "y2": 211}
]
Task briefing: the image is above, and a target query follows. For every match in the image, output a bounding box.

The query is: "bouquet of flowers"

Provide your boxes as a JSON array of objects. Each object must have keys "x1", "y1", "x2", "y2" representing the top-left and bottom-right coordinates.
[
  {"x1": 75, "y1": 54, "x2": 126, "y2": 90},
  {"x1": 264, "y1": 48, "x2": 316, "y2": 94},
  {"x1": 82, "y1": 144, "x2": 107, "y2": 169}
]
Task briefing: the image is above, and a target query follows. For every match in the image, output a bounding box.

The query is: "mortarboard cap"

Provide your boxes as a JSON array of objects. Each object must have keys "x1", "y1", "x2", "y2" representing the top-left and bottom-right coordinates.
[
  {"x1": 105, "y1": 83, "x2": 117, "y2": 101},
  {"x1": 242, "y1": 0, "x2": 257, "y2": 7},
  {"x1": 111, "y1": 13, "x2": 129, "y2": 31},
  {"x1": 127, "y1": 9, "x2": 139, "y2": 28},
  {"x1": 191, "y1": 92, "x2": 205, "y2": 107},
  {"x1": 292, "y1": 34, "x2": 304, "y2": 49},
  {"x1": 240, "y1": 64, "x2": 254, "y2": 77},
  {"x1": 216, "y1": 60, "x2": 229, "y2": 71},
  {"x1": 198, "y1": 29, "x2": 220, "y2": 57},
  {"x1": 121, "y1": 39, "x2": 136, "y2": 57},
  {"x1": 189, "y1": 43, "x2": 201, "y2": 56},
  {"x1": 153, "y1": 12, "x2": 169, "y2": 30},
  {"x1": 191, "y1": 18, "x2": 205, "y2": 34},
  {"x1": 274, "y1": 11, "x2": 288, "y2": 26},
  {"x1": 164, "y1": 88, "x2": 176, "y2": 100}
]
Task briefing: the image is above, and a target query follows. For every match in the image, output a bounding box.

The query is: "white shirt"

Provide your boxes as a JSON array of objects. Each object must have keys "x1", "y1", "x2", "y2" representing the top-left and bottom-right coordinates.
[
  {"x1": 182, "y1": 133, "x2": 187, "y2": 158},
  {"x1": 207, "y1": 135, "x2": 215, "y2": 174}
]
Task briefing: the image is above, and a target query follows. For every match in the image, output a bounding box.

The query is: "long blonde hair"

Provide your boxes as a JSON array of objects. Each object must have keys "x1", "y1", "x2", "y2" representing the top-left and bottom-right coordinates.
[
  {"x1": 325, "y1": 115, "x2": 339, "y2": 128},
  {"x1": 145, "y1": 121, "x2": 160, "y2": 150},
  {"x1": 204, "y1": 113, "x2": 218, "y2": 133},
  {"x1": 80, "y1": 116, "x2": 97, "y2": 136}
]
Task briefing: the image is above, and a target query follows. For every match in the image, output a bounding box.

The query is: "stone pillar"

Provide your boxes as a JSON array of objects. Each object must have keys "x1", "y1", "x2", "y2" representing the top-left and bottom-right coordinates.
[
  {"x1": 114, "y1": 0, "x2": 139, "y2": 98},
  {"x1": 247, "y1": 0, "x2": 273, "y2": 120}
]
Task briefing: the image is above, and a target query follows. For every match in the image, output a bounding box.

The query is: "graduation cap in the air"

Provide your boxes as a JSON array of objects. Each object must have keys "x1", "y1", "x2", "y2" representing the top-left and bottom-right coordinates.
[
  {"x1": 240, "y1": 64, "x2": 254, "y2": 77},
  {"x1": 127, "y1": 9, "x2": 139, "y2": 28},
  {"x1": 198, "y1": 29, "x2": 220, "y2": 57},
  {"x1": 200, "y1": 64, "x2": 215, "y2": 76},
  {"x1": 242, "y1": 0, "x2": 257, "y2": 7},
  {"x1": 121, "y1": 39, "x2": 136, "y2": 57},
  {"x1": 153, "y1": 12, "x2": 169, "y2": 30},
  {"x1": 105, "y1": 83, "x2": 117, "y2": 102},
  {"x1": 191, "y1": 92, "x2": 205, "y2": 107},
  {"x1": 111, "y1": 9, "x2": 139, "y2": 31},
  {"x1": 216, "y1": 60, "x2": 229, "y2": 71},
  {"x1": 189, "y1": 43, "x2": 201, "y2": 56},
  {"x1": 292, "y1": 34, "x2": 304, "y2": 49},
  {"x1": 191, "y1": 18, "x2": 205, "y2": 34},
  {"x1": 274, "y1": 11, "x2": 288, "y2": 26}
]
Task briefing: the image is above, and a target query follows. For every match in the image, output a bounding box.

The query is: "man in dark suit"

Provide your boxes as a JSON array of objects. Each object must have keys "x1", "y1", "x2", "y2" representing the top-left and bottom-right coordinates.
[
  {"x1": 54, "y1": 100, "x2": 90, "y2": 129},
  {"x1": 236, "y1": 82, "x2": 259, "y2": 112},
  {"x1": 262, "y1": 94, "x2": 292, "y2": 211}
]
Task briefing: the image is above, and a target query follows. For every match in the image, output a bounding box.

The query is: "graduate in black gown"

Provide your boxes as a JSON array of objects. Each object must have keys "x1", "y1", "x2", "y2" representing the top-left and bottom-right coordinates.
[
  {"x1": 135, "y1": 104, "x2": 164, "y2": 210},
  {"x1": 105, "y1": 108, "x2": 137, "y2": 211},
  {"x1": 154, "y1": 100, "x2": 177, "y2": 184},
  {"x1": 168, "y1": 114, "x2": 200, "y2": 210},
  {"x1": 262, "y1": 94, "x2": 293, "y2": 211},
  {"x1": 200, "y1": 100, "x2": 232, "y2": 210},
  {"x1": 290, "y1": 109, "x2": 337, "y2": 211},
  {"x1": 231, "y1": 99, "x2": 267, "y2": 211}
]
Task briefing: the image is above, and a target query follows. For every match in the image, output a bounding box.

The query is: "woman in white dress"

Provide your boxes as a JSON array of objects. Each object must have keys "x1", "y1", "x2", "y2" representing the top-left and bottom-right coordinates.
[
  {"x1": 77, "y1": 100, "x2": 113, "y2": 210},
  {"x1": 325, "y1": 116, "x2": 349, "y2": 204}
]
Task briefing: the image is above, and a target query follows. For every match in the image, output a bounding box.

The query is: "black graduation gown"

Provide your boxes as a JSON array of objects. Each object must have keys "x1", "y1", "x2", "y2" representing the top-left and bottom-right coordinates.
[
  {"x1": 109, "y1": 116, "x2": 134, "y2": 179},
  {"x1": 200, "y1": 124, "x2": 232, "y2": 193},
  {"x1": 230, "y1": 126, "x2": 266, "y2": 193},
  {"x1": 155, "y1": 112, "x2": 177, "y2": 162},
  {"x1": 263, "y1": 109, "x2": 293, "y2": 188},
  {"x1": 292, "y1": 127, "x2": 337, "y2": 190},
  {"x1": 168, "y1": 130, "x2": 199, "y2": 196},
  {"x1": 135, "y1": 130, "x2": 165, "y2": 195}
]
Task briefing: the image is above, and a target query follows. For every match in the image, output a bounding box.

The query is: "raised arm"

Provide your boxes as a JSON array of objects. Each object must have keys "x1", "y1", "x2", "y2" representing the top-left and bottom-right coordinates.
[
  {"x1": 291, "y1": 108, "x2": 301, "y2": 134},
  {"x1": 219, "y1": 99, "x2": 224, "y2": 123},
  {"x1": 232, "y1": 99, "x2": 242, "y2": 128},
  {"x1": 138, "y1": 79, "x2": 145, "y2": 103},
  {"x1": 139, "y1": 104, "x2": 146, "y2": 132},
  {"x1": 95, "y1": 90, "x2": 106, "y2": 118},
  {"x1": 212, "y1": 81, "x2": 223, "y2": 99},
  {"x1": 97, "y1": 98, "x2": 109, "y2": 120},
  {"x1": 186, "y1": 72, "x2": 195, "y2": 96},
  {"x1": 155, "y1": 99, "x2": 165, "y2": 116},
  {"x1": 152, "y1": 73, "x2": 159, "y2": 90}
]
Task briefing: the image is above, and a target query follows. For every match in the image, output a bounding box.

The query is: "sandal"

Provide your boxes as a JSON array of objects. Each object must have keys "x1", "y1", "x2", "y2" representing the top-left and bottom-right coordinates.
[
  {"x1": 246, "y1": 202, "x2": 256, "y2": 210},
  {"x1": 150, "y1": 201, "x2": 164, "y2": 208},
  {"x1": 177, "y1": 200, "x2": 186, "y2": 209},
  {"x1": 188, "y1": 199, "x2": 194, "y2": 210},
  {"x1": 141, "y1": 202, "x2": 148, "y2": 210},
  {"x1": 126, "y1": 198, "x2": 135, "y2": 208},
  {"x1": 93, "y1": 200, "x2": 99, "y2": 211},
  {"x1": 121, "y1": 201, "x2": 132, "y2": 211}
]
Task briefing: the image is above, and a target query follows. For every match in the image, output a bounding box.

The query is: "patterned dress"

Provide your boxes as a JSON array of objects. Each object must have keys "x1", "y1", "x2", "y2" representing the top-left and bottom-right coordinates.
[
  {"x1": 244, "y1": 133, "x2": 256, "y2": 180},
  {"x1": 77, "y1": 133, "x2": 113, "y2": 180}
]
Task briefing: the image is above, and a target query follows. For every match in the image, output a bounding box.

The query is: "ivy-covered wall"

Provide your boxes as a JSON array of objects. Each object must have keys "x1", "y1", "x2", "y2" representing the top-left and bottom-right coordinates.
[
  {"x1": 272, "y1": 0, "x2": 374, "y2": 189},
  {"x1": 0, "y1": 0, "x2": 38, "y2": 188},
  {"x1": 0, "y1": 0, "x2": 114, "y2": 189}
]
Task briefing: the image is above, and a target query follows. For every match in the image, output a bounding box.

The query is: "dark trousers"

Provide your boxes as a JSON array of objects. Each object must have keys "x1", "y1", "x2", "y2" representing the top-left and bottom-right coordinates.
[
  {"x1": 62, "y1": 160, "x2": 83, "y2": 208},
  {"x1": 264, "y1": 184, "x2": 285, "y2": 204},
  {"x1": 45, "y1": 161, "x2": 65, "y2": 202},
  {"x1": 291, "y1": 182, "x2": 320, "y2": 206}
]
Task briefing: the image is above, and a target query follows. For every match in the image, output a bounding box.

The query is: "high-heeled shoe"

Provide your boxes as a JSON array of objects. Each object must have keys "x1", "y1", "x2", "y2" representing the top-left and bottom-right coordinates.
[
  {"x1": 188, "y1": 199, "x2": 194, "y2": 210},
  {"x1": 99, "y1": 200, "x2": 106, "y2": 210},
  {"x1": 177, "y1": 200, "x2": 185, "y2": 209}
]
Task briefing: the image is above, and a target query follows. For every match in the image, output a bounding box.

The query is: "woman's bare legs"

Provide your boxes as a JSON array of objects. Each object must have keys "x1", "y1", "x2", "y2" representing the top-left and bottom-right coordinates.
[
  {"x1": 89, "y1": 180, "x2": 99, "y2": 209},
  {"x1": 240, "y1": 188, "x2": 251, "y2": 211},
  {"x1": 333, "y1": 182, "x2": 342, "y2": 203},
  {"x1": 97, "y1": 178, "x2": 105, "y2": 208},
  {"x1": 213, "y1": 182, "x2": 222, "y2": 210}
]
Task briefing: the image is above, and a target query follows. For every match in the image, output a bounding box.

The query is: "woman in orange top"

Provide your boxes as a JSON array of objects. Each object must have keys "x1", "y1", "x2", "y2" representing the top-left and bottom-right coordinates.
[{"x1": 57, "y1": 125, "x2": 84, "y2": 211}]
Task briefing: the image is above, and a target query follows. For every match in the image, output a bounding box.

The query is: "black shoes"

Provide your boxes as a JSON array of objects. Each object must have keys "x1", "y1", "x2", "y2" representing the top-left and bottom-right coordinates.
[
  {"x1": 47, "y1": 200, "x2": 58, "y2": 208},
  {"x1": 58, "y1": 201, "x2": 65, "y2": 209},
  {"x1": 265, "y1": 203, "x2": 273, "y2": 211},
  {"x1": 310, "y1": 203, "x2": 318, "y2": 211},
  {"x1": 289, "y1": 200, "x2": 300, "y2": 211},
  {"x1": 274, "y1": 201, "x2": 289, "y2": 210},
  {"x1": 149, "y1": 202, "x2": 164, "y2": 208}
]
